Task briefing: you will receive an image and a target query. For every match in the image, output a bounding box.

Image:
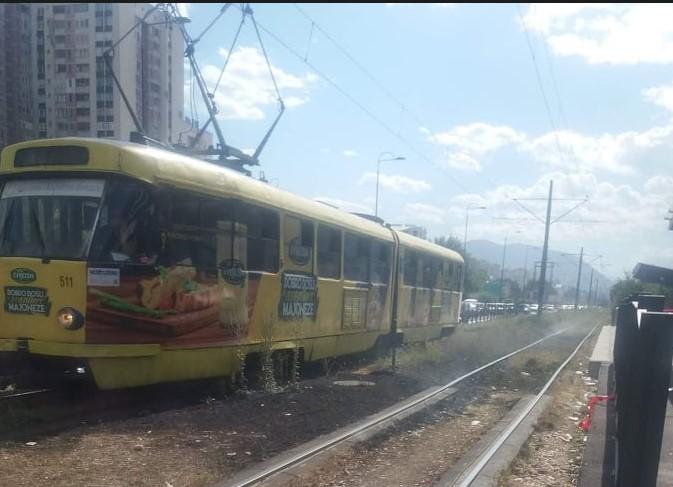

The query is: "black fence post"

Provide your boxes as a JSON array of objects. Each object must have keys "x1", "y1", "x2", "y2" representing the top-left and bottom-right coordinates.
[
  {"x1": 638, "y1": 311, "x2": 673, "y2": 485},
  {"x1": 614, "y1": 293, "x2": 672, "y2": 487}
]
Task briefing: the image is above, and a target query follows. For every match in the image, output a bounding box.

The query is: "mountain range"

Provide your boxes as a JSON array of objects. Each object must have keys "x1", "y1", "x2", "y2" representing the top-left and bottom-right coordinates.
[{"x1": 466, "y1": 239, "x2": 612, "y2": 299}]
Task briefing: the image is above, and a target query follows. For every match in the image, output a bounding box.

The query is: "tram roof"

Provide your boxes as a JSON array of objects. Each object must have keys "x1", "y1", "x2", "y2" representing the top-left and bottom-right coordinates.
[{"x1": 0, "y1": 137, "x2": 462, "y2": 263}]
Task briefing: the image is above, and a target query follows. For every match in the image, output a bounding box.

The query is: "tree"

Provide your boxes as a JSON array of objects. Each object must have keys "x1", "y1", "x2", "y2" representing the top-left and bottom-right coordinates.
[
  {"x1": 609, "y1": 272, "x2": 673, "y2": 304},
  {"x1": 434, "y1": 235, "x2": 489, "y2": 296}
]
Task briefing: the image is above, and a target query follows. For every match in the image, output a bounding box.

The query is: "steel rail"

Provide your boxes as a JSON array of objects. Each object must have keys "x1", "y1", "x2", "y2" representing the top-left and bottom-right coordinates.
[
  {"x1": 452, "y1": 324, "x2": 598, "y2": 486},
  {"x1": 0, "y1": 388, "x2": 52, "y2": 401},
  {"x1": 225, "y1": 325, "x2": 577, "y2": 487}
]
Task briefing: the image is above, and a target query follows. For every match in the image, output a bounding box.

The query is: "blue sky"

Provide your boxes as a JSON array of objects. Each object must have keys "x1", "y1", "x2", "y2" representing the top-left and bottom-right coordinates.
[{"x1": 179, "y1": 3, "x2": 673, "y2": 279}]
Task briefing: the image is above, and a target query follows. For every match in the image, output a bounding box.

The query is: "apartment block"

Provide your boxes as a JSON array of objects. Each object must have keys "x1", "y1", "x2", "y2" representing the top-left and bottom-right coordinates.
[
  {"x1": 0, "y1": 3, "x2": 184, "y2": 150},
  {"x1": 0, "y1": 3, "x2": 34, "y2": 148}
]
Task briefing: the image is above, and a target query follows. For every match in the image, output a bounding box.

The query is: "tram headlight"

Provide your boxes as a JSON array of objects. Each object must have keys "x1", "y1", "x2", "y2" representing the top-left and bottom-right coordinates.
[{"x1": 57, "y1": 307, "x2": 84, "y2": 330}]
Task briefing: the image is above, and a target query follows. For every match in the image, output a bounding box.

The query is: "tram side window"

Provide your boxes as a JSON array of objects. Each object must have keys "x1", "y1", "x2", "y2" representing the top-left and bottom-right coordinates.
[
  {"x1": 422, "y1": 255, "x2": 439, "y2": 289},
  {"x1": 237, "y1": 203, "x2": 279, "y2": 273},
  {"x1": 317, "y1": 224, "x2": 341, "y2": 279},
  {"x1": 157, "y1": 190, "x2": 222, "y2": 269},
  {"x1": 454, "y1": 263, "x2": 463, "y2": 290},
  {"x1": 90, "y1": 180, "x2": 160, "y2": 264},
  {"x1": 370, "y1": 240, "x2": 392, "y2": 284},
  {"x1": 444, "y1": 261, "x2": 454, "y2": 291},
  {"x1": 284, "y1": 216, "x2": 314, "y2": 271},
  {"x1": 344, "y1": 233, "x2": 370, "y2": 282},
  {"x1": 403, "y1": 249, "x2": 418, "y2": 286}
]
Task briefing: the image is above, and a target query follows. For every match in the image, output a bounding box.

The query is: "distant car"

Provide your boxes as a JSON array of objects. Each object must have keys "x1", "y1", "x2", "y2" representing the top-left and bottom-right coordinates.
[
  {"x1": 529, "y1": 304, "x2": 539, "y2": 314},
  {"x1": 516, "y1": 303, "x2": 530, "y2": 313}
]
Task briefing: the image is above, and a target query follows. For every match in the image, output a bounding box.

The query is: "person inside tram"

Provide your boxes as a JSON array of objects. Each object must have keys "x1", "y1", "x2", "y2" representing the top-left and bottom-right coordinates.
[{"x1": 91, "y1": 189, "x2": 159, "y2": 264}]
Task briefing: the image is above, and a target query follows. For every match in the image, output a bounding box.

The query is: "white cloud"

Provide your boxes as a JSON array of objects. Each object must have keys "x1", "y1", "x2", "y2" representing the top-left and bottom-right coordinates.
[
  {"x1": 199, "y1": 46, "x2": 317, "y2": 121},
  {"x1": 519, "y1": 128, "x2": 672, "y2": 174},
  {"x1": 314, "y1": 197, "x2": 372, "y2": 214},
  {"x1": 428, "y1": 115, "x2": 673, "y2": 174},
  {"x1": 442, "y1": 153, "x2": 482, "y2": 172},
  {"x1": 358, "y1": 172, "x2": 431, "y2": 193},
  {"x1": 401, "y1": 203, "x2": 445, "y2": 224},
  {"x1": 427, "y1": 123, "x2": 525, "y2": 173},
  {"x1": 644, "y1": 175, "x2": 673, "y2": 195},
  {"x1": 429, "y1": 123, "x2": 525, "y2": 154},
  {"x1": 343, "y1": 149, "x2": 359, "y2": 158},
  {"x1": 522, "y1": 4, "x2": 673, "y2": 65},
  {"x1": 643, "y1": 82, "x2": 673, "y2": 112}
]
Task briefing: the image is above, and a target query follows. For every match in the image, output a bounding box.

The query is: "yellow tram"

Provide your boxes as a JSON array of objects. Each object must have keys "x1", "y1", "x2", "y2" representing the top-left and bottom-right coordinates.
[{"x1": 0, "y1": 138, "x2": 463, "y2": 389}]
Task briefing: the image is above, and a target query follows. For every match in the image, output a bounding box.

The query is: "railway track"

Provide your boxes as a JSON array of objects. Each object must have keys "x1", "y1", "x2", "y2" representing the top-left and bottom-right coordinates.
[
  {"x1": 0, "y1": 388, "x2": 52, "y2": 401},
  {"x1": 221, "y1": 324, "x2": 597, "y2": 487},
  {"x1": 447, "y1": 325, "x2": 597, "y2": 486}
]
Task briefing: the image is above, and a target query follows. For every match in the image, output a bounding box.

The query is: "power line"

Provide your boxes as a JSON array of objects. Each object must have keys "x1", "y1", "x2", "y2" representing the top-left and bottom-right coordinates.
[
  {"x1": 515, "y1": 4, "x2": 567, "y2": 165},
  {"x1": 293, "y1": 3, "x2": 427, "y2": 130},
  {"x1": 244, "y1": 5, "x2": 469, "y2": 192},
  {"x1": 290, "y1": 4, "x2": 503, "y2": 193}
]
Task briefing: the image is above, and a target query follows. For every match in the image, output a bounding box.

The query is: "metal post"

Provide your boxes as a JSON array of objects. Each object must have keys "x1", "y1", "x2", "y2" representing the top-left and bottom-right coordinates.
[
  {"x1": 375, "y1": 153, "x2": 405, "y2": 218},
  {"x1": 587, "y1": 267, "x2": 594, "y2": 307},
  {"x1": 537, "y1": 180, "x2": 553, "y2": 315},
  {"x1": 461, "y1": 207, "x2": 470, "y2": 297},
  {"x1": 614, "y1": 295, "x2": 672, "y2": 487},
  {"x1": 498, "y1": 235, "x2": 508, "y2": 302},
  {"x1": 574, "y1": 247, "x2": 584, "y2": 311},
  {"x1": 521, "y1": 245, "x2": 529, "y2": 301},
  {"x1": 375, "y1": 159, "x2": 381, "y2": 217}
]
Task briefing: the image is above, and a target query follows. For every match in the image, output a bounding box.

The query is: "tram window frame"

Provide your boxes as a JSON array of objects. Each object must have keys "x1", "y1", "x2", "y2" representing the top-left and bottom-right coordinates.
[
  {"x1": 284, "y1": 215, "x2": 315, "y2": 272},
  {"x1": 421, "y1": 254, "x2": 440, "y2": 289},
  {"x1": 89, "y1": 178, "x2": 161, "y2": 266},
  {"x1": 344, "y1": 232, "x2": 370, "y2": 282},
  {"x1": 317, "y1": 224, "x2": 341, "y2": 279},
  {"x1": 237, "y1": 202, "x2": 279, "y2": 274},
  {"x1": 403, "y1": 248, "x2": 418, "y2": 286},
  {"x1": 444, "y1": 261, "x2": 454, "y2": 291},
  {"x1": 155, "y1": 189, "x2": 220, "y2": 270},
  {"x1": 454, "y1": 262, "x2": 463, "y2": 290},
  {"x1": 370, "y1": 240, "x2": 392, "y2": 284}
]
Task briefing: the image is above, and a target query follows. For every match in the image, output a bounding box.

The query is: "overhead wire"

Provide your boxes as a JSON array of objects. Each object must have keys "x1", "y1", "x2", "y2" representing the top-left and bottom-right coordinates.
[
  {"x1": 213, "y1": 9, "x2": 247, "y2": 94},
  {"x1": 293, "y1": 3, "x2": 427, "y2": 130},
  {"x1": 516, "y1": 3, "x2": 566, "y2": 162},
  {"x1": 242, "y1": 4, "x2": 469, "y2": 192},
  {"x1": 291, "y1": 4, "x2": 503, "y2": 194}
]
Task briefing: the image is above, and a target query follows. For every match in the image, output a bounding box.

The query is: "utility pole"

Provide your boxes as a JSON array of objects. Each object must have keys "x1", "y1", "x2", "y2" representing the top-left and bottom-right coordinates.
[
  {"x1": 573, "y1": 247, "x2": 584, "y2": 310},
  {"x1": 587, "y1": 267, "x2": 594, "y2": 307},
  {"x1": 521, "y1": 245, "x2": 530, "y2": 301},
  {"x1": 498, "y1": 235, "x2": 508, "y2": 302},
  {"x1": 496, "y1": 179, "x2": 593, "y2": 315},
  {"x1": 537, "y1": 180, "x2": 554, "y2": 315},
  {"x1": 461, "y1": 205, "x2": 487, "y2": 295}
]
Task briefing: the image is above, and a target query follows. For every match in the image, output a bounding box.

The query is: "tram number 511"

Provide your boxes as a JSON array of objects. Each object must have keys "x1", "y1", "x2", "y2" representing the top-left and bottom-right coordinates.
[{"x1": 59, "y1": 275, "x2": 74, "y2": 288}]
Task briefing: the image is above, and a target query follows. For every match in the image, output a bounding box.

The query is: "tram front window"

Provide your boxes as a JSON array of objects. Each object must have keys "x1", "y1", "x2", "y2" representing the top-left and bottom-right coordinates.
[
  {"x1": 89, "y1": 180, "x2": 159, "y2": 264},
  {"x1": 0, "y1": 178, "x2": 104, "y2": 260}
]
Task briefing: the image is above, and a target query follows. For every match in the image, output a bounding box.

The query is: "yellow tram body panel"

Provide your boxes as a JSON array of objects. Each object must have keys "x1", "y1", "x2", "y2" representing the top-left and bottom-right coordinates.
[{"x1": 0, "y1": 138, "x2": 462, "y2": 389}]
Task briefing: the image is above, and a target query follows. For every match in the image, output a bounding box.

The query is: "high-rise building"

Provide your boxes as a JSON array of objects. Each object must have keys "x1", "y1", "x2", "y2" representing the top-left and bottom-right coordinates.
[
  {"x1": 22, "y1": 3, "x2": 183, "y2": 146},
  {"x1": 0, "y1": 3, "x2": 35, "y2": 148}
]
